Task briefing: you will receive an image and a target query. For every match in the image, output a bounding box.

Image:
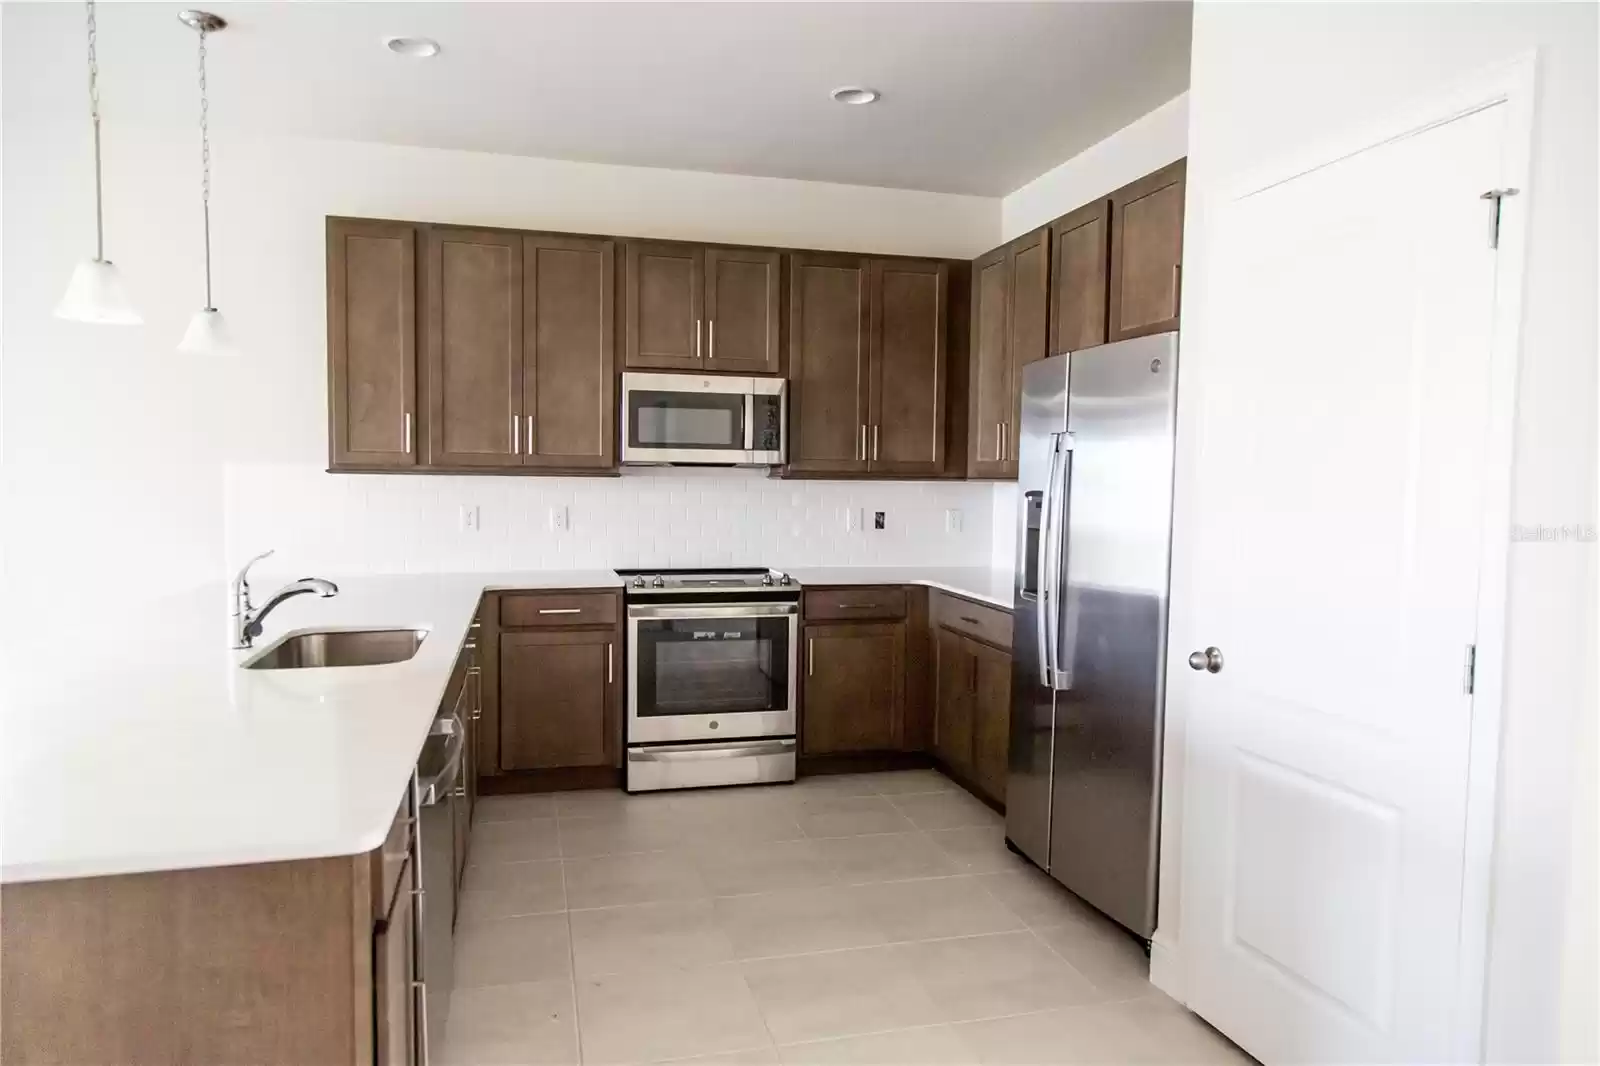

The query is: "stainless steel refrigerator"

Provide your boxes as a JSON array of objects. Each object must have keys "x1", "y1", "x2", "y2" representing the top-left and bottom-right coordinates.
[{"x1": 1006, "y1": 330, "x2": 1179, "y2": 940}]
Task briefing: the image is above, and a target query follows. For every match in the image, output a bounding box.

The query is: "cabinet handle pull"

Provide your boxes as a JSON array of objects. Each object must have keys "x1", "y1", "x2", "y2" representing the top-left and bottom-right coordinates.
[
  {"x1": 859, "y1": 424, "x2": 867, "y2": 462},
  {"x1": 1172, "y1": 263, "x2": 1182, "y2": 317},
  {"x1": 696, "y1": 318, "x2": 702, "y2": 360},
  {"x1": 959, "y1": 616, "x2": 981, "y2": 626},
  {"x1": 538, "y1": 607, "x2": 581, "y2": 615},
  {"x1": 708, "y1": 319, "x2": 715, "y2": 360},
  {"x1": 511, "y1": 414, "x2": 520, "y2": 455},
  {"x1": 403, "y1": 412, "x2": 413, "y2": 455},
  {"x1": 413, "y1": 979, "x2": 430, "y2": 1066},
  {"x1": 995, "y1": 422, "x2": 1003, "y2": 461},
  {"x1": 872, "y1": 424, "x2": 879, "y2": 461},
  {"x1": 607, "y1": 642, "x2": 614, "y2": 685},
  {"x1": 841, "y1": 603, "x2": 881, "y2": 609},
  {"x1": 807, "y1": 637, "x2": 815, "y2": 677},
  {"x1": 526, "y1": 415, "x2": 534, "y2": 455}
]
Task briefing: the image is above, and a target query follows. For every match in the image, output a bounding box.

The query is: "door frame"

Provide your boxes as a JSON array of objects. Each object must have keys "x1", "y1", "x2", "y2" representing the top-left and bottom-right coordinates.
[{"x1": 1157, "y1": 50, "x2": 1536, "y2": 1064}]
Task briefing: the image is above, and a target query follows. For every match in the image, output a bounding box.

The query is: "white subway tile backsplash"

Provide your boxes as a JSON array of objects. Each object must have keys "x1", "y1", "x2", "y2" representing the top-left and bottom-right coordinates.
[{"x1": 224, "y1": 463, "x2": 998, "y2": 576}]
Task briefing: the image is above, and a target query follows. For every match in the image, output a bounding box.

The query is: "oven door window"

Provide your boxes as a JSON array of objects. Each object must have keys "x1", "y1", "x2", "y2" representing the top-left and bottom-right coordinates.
[
  {"x1": 628, "y1": 390, "x2": 745, "y2": 452},
  {"x1": 635, "y1": 615, "x2": 791, "y2": 717}
]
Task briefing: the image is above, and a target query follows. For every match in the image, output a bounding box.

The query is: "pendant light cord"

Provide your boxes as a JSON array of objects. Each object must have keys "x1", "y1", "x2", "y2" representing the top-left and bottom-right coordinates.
[
  {"x1": 86, "y1": 0, "x2": 104, "y2": 262},
  {"x1": 196, "y1": 22, "x2": 213, "y2": 311}
]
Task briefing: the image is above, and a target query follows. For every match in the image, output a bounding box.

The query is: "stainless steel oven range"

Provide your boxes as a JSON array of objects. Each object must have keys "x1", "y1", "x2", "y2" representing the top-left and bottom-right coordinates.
[{"x1": 618, "y1": 567, "x2": 799, "y2": 791}]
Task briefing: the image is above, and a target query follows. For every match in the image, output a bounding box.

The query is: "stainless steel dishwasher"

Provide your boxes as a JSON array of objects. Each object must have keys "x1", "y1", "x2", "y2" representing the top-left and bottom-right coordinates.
[{"x1": 415, "y1": 709, "x2": 465, "y2": 1060}]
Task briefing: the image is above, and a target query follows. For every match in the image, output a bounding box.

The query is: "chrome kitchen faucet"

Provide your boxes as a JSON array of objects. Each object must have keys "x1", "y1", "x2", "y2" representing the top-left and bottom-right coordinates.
[{"x1": 231, "y1": 550, "x2": 339, "y2": 649}]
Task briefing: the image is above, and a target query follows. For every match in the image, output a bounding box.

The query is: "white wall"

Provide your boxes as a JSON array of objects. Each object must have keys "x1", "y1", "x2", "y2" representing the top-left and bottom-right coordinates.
[
  {"x1": 1160, "y1": 4, "x2": 1597, "y2": 1063},
  {"x1": 988, "y1": 93, "x2": 1192, "y2": 576},
  {"x1": 1001, "y1": 92, "x2": 1190, "y2": 242},
  {"x1": 0, "y1": 3, "x2": 999, "y2": 652}
]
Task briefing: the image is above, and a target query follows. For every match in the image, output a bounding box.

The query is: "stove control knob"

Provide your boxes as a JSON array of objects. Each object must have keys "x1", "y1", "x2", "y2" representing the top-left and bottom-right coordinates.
[
  {"x1": 778, "y1": 573, "x2": 793, "y2": 586},
  {"x1": 761, "y1": 573, "x2": 775, "y2": 586},
  {"x1": 631, "y1": 576, "x2": 646, "y2": 589},
  {"x1": 651, "y1": 575, "x2": 666, "y2": 589}
]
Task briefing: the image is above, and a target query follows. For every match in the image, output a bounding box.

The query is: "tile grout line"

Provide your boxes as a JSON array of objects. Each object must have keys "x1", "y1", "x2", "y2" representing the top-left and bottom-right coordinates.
[{"x1": 555, "y1": 815, "x2": 587, "y2": 1066}]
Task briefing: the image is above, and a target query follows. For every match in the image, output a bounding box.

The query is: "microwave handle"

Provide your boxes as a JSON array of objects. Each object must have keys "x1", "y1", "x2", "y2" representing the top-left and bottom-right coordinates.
[{"x1": 742, "y1": 392, "x2": 754, "y2": 451}]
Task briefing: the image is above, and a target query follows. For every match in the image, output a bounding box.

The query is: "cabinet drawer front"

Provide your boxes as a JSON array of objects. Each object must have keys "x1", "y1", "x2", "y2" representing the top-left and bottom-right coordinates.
[
  {"x1": 804, "y1": 586, "x2": 908, "y2": 622},
  {"x1": 931, "y1": 592, "x2": 1012, "y2": 650},
  {"x1": 500, "y1": 591, "x2": 618, "y2": 628}
]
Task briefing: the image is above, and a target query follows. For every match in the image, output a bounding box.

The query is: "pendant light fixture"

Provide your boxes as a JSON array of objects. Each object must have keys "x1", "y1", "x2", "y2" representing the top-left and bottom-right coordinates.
[
  {"x1": 55, "y1": 0, "x2": 142, "y2": 324},
  {"x1": 176, "y1": 9, "x2": 236, "y2": 356}
]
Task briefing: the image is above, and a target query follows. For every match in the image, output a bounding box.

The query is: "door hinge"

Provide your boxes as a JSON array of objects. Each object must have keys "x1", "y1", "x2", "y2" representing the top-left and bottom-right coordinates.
[
  {"x1": 1479, "y1": 188, "x2": 1520, "y2": 249},
  {"x1": 1463, "y1": 644, "x2": 1477, "y2": 695}
]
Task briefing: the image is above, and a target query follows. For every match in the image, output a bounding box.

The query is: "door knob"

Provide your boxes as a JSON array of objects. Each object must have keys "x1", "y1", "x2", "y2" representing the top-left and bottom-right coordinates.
[{"x1": 1188, "y1": 647, "x2": 1224, "y2": 673}]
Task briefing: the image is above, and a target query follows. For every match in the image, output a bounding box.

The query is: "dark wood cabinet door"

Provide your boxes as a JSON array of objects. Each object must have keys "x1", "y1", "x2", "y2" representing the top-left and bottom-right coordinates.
[
  {"x1": 1109, "y1": 158, "x2": 1186, "y2": 341},
  {"x1": 625, "y1": 241, "x2": 703, "y2": 370},
  {"x1": 327, "y1": 219, "x2": 416, "y2": 468},
  {"x1": 1005, "y1": 226, "x2": 1050, "y2": 475},
  {"x1": 869, "y1": 259, "x2": 947, "y2": 475},
  {"x1": 934, "y1": 627, "x2": 975, "y2": 773},
  {"x1": 423, "y1": 228, "x2": 524, "y2": 468},
  {"x1": 374, "y1": 862, "x2": 417, "y2": 1066},
  {"x1": 1050, "y1": 199, "x2": 1112, "y2": 353},
  {"x1": 803, "y1": 622, "x2": 904, "y2": 754},
  {"x1": 966, "y1": 246, "x2": 1011, "y2": 478},
  {"x1": 971, "y1": 639, "x2": 1012, "y2": 804},
  {"x1": 787, "y1": 253, "x2": 870, "y2": 474},
  {"x1": 704, "y1": 247, "x2": 782, "y2": 375},
  {"x1": 500, "y1": 630, "x2": 616, "y2": 770},
  {"x1": 524, "y1": 235, "x2": 616, "y2": 469}
]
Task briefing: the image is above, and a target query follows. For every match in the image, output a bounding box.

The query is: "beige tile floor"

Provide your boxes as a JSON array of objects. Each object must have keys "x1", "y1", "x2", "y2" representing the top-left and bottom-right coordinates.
[{"x1": 440, "y1": 769, "x2": 1252, "y2": 1066}]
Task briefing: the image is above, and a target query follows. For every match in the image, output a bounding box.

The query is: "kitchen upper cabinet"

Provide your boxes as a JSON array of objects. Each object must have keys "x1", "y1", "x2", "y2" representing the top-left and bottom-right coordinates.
[
  {"x1": 1050, "y1": 199, "x2": 1112, "y2": 353},
  {"x1": 424, "y1": 228, "x2": 524, "y2": 468},
  {"x1": 787, "y1": 253, "x2": 870, "y2": 474},
  {"x1": 966, "y1": 246, "x2": 1012, "y2": 478},
  {"x1": 803, "y1": 622, "x2": 905, "y2": 754},
  {"x1": 869, "y1": 259, "x2": 948, "y2": 476},
  {"x1": 327, "y1": 219, "x2": 417, "y2": 469},
  {"x1": 787, "y1": 255, "x2": 949, "y2": 477},
  {"x1": 624, "y1": 241, "x2": 702, "y2": 370},
  {"x1": 624, "y1": 242, "x2": 781, "y2": 374},
  {"x1": 1109, "y1": 158, "x2": 1186, "y2": 341},
  {"x1": 499, "y1": 628, "x2": 617, "y2": 771},
  {"x1": 704, "y1": 247, "x2": 782, "y2": 374},
  {"x1": 523, "y1": 235, "x2": 616, "y2": 469}
]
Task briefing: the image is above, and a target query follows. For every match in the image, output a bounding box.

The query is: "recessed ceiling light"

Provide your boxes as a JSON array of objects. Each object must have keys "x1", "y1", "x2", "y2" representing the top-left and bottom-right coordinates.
[
  {"x1": 831, "y1": 86, "x2": 880, "y2": 106},
  {"x1": 384, "y1": 36, "x2": 440, "y2": 58}
]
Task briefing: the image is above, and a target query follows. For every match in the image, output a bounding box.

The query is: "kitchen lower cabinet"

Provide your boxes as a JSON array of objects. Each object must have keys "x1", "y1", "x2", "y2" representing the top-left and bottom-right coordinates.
[
  {"x1": 499, "y1": 628, "x2": 618, "y2": 771},
  {"x1": 932, "y1": 616, "x2": 1012, "y2": 807},
  {"x1": 802, "y1": 622, "x2": 905, "y2": 754},
  {"x1": 1109, "y1": 158, "x2": 1186, "y2": 341},
  {"x1": 374, "y1": 857, "x2": 418, "y2": 1066}
]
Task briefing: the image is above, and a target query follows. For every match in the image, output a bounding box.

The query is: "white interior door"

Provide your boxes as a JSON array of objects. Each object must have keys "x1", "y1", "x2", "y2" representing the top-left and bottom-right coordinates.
[{"x1": 1174, "y1": 103, "x2": 1508, "y2": 1064}]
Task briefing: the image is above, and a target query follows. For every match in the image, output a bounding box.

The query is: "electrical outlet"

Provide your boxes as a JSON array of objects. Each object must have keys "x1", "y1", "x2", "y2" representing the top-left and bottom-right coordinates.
[
  {"x1": 548, "y1": 505, "x2": 571, "y2": 532},
  {"x1": 459, "y1": 505, "x2": 480, "y2": 532},
  {"x1": 873, "y1": 511, "x2": 886, "y2": 531},
  {"x1": 945, "y1": 508, "x2": 964, "y2": 533},
  {"x1": 844, "y1": 508, "x2": 861, "y2": 533}
]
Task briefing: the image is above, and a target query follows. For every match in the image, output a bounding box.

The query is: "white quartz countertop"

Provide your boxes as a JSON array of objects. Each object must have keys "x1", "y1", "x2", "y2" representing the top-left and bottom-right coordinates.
[
  {"x1": 783, "y1": 566, "x2": 1014, "y2": 610},
  {"x1": 0, "y1": 565, "x2": 1010, "y2": 885},
  {"x1": 0, "y1": 570, "x2": 619, "y2": 885}
]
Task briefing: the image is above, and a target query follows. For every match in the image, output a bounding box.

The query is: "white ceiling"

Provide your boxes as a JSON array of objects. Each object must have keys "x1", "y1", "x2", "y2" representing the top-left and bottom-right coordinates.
[{"x1": 24, "y1": 1, "x2": 1192, "y2": 197}]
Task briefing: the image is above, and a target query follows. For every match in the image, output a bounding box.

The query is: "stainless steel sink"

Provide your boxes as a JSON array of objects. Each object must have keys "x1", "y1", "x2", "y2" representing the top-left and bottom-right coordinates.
[{"x1": 242, "y1": 628, "x2": 428, "y2": 670}]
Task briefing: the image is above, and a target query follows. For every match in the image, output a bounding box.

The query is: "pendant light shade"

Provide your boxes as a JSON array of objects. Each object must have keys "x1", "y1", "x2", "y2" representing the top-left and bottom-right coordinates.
[
  {"x1": 177, "y1": 307, "x2": 237, "y2": 356},
  {"x1": 178, "y1": 10, "x2": 235, "y2": 356},
  {"x1": 55, "y1": 258, "x2": 141, "y2": 324},
  {"x1": 57, "y1": 0, "x2": 142, "y2": 325}
]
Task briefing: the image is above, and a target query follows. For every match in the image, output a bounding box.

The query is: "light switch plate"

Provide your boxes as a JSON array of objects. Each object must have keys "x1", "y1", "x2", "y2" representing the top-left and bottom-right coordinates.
[
  {"x1": 945, "y1": 508, "x2": 964, "y2": 533},
  {"x1": 459, "y1": 505, "x2": 480, "y2": 532}
]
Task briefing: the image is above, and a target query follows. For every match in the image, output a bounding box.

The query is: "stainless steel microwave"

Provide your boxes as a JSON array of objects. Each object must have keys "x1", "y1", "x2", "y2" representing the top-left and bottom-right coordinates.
[{"x1": 620, "y1": 372, "x2": 786, "y2": 466}]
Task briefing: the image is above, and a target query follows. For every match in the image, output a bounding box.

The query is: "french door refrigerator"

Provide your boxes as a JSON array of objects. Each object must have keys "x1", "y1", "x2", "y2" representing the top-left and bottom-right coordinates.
[{"x1": 1007, "y1": 331, "x2": 1180, "y2": 939}]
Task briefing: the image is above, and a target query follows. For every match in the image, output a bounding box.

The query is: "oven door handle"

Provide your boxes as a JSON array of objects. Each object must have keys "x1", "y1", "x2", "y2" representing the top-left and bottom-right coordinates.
[
  {"x1": 627, "y1": 603, "x2": 798, "y2": 619},
  {"x1": 628, "y1": 739, "x2": 798, "y2": 762}
]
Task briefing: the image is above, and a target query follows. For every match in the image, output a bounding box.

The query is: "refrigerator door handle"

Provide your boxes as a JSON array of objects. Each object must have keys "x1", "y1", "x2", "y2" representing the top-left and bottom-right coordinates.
[
  {"x1": 1041, "y1": 431, "x2": 1074, "y2": 691},
  {"x1": 1036, "y1": 433, "x2": 1064, "y2": 687}
]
